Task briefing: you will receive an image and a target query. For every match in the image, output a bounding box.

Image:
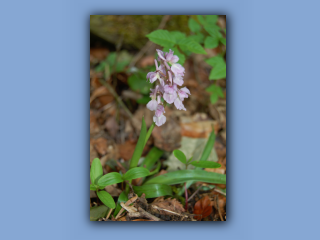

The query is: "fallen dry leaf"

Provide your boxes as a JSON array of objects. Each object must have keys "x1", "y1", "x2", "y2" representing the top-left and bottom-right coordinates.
[
  {"x1": 92, "y1": 138, "x2": 108, "y2": 155},
  {"x1": 118, "y1": 141, "x2": 136, "y2": 161},
  {"x1": 105, "y1": 116, "x2": 119, "y2": 138},
  {"x1": 152, "y1": 114, "x2": 181, "y2": 152},
  {"x1": 90, "y1": 110, "x2": 101, "y2": 135},
  {"x1": 193, "y1": 195, "x2": 212, "y2": 220},
  {"x1": 131, "y1": 219, "x2": 153, "y2": 221},
  {"x1": 151, "y1": 197, "x2": 185, "y2": 216},
  {"x1": 181, "y1": 120, "x2": 217, "y2": 138}
]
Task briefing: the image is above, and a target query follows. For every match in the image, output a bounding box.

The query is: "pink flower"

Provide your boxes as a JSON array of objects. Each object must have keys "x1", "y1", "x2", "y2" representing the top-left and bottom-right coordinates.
[
  {"x1": 171, "y1": 63, "x2": 185, "y2": 76},
  {"x1": 156, "y1": 49, "x2": 166, "y2": 61},
  {"x1": 174, "y1": 98, "x2": 186, "y2": 111},
  {"x1": 177, "y1": 87, "x2": 190, "y2": 100},
  {"x1": 155, "y1": 104, "x2": 165, "y2": 117},
  {"x1": 147, "y1": 99, "x2": 158, "y2": 111},
  {"x1": 147, "y1": 71, "x2": 162, "y2": 83},
  {"x1": 153, "y1": 114, "x2": 166, "y2": 126},
  {"x1": 163, "y1": 84, "x2": 178, "y2": 104},
  {"x1": 165, "y1": 49, "x2": 179, "y2": 64},
  {"x1": 173, "y1": 74, "x2": 184, "y2": 86}
]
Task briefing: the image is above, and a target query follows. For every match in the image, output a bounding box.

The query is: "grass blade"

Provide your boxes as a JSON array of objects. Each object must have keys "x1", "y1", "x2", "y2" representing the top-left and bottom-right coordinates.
[{"x1": 129, "y1": 117, "x2": 147, "y2": 169}]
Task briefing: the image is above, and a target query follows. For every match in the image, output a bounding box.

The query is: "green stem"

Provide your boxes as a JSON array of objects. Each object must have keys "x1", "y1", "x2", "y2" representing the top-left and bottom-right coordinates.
[{"x1": 145, "y1": 122, "x2": 156, "y2": 145}]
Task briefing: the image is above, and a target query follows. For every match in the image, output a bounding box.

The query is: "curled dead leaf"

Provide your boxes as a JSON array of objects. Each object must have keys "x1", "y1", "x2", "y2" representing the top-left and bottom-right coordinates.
[{"x1": 193, "y1": 195, "x2": 212, "y2": 221}]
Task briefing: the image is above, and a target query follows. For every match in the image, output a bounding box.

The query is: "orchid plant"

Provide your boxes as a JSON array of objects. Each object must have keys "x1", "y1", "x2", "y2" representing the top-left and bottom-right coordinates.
[{"x1": 90, "y1": 15, "x2": 226, "y2": 220}]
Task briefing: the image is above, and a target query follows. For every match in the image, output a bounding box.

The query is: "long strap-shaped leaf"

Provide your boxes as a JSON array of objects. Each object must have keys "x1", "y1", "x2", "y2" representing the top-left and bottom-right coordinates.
[
  {"x1": 129, "y1": 117, "x2": 147, "y2": 169},
  {"x1": 133, "y1": 184, "x2": 172, "y2": 198},
  {"x1": 144, "y1": 170, "x2": 226, "y2": 185},
  {"x1": 179, "y1": 129, "x2": 217, "y2": 195}
]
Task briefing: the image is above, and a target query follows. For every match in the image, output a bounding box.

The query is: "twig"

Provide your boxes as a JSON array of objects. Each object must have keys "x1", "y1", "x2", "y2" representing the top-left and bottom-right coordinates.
[
  {"x1": 112, "y1": 33, "x2": 124, "y2": 90},
  {"x1": 128, "y1": 15, "x2": 171, "y2": 68},
  {"x1": 98, "y1": 79, "x2": 134, "y2": 119},
  {"x1": 137, "y1": 207, "x2": 163, "y2": 221},
  {"x1": 115, "y1": 194, "x2": 138, "y2": 219},
  {"x1": 106, "y1": 208, "x2": 113, "y2": 220},
  {"x1": 184, "y1": 182, "x2": 188, "y2": 211},
  {"x1": 151, "y1": 205, "x2": 183, "y2": 217},
  {"x1": 188, "y1": 185, "x2": 202, "y2": 201},
  {"x1": 216, "y1": 195, "x2": 224, "y2": 221}
]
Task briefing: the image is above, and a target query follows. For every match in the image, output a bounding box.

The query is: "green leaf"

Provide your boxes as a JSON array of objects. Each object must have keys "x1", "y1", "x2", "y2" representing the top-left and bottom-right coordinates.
[
  {"x1": 180, "y1": 129, "x2": 216, "y2": 195},
  {"x1": 205, "y1": 56, "x2": 225, "y2": 67},
  {"x1": 136, "y1": 95, "x2": 151, "y2": 104},
  {"x1": 188, "y1": 18, "x2": 201, "y2": 32},
  {"x1": 169, "y1": 31, "x2": 186, "y2": 42},
  {"x1": 187, "y1": 156, "x2": 193, "y2": 163},
  {"x1": 128, "y1": 73, "x2": 152, "y2": 95},
  {"x1": 133, "y1": 184, "x2": 172, "y2": 198},
  {"x1": 90, "y1": 158, "x2": 103, "y2": 185},
  {"x1": 188, "y1": 33, "x2": 204, "y2": 44},
  {"x1": 204, "y1": 36, "x2": 219, "y2": 49},
  {"x1": 190, "y1": 161, "x2": 221, "y2": 168},
  {"x1": 205, "y1": 15, "x2": 218, "y2": 25},
  {"x1": 173, "y1": 149, "x2": 187, "y2": 164},
  {"x1": 200, "y1": 128, "x2": 216, "y2": 162},
  {"x1": 210, "y1": 94, "x2": 219, "y2": 104},
  {"x1": 207, "y1": 85, "x2": 224, "y2": 103},
  {"x1": 197, "y1": 15, "x2": 206, "y2": 25},
  {"x1": 205, "y1": 56, "x2": 226, "y2": 80},
  {"x1": 97, "y1": 172, "x2": 123, "y2": 187},
  {"x1": 129, "y1": 117, "x2": 147, "y2": 169},
  {"x1": 204, "y1": 25, "x2": 220, "y2": 39},
  {"x1": 162, "y1": 46, "x2": 186, "y2": 65},
  {"x1": 90, "y1": 205, "x2": 109, "y2": 221},
  {"x1": 209, "y1": 63, "x2": 226, "y2": 80},
  {"x1": 90, "y1": 184, "x2": 97, "y2": 191},
  {"x1": 146, "y1": 30, "x2": 176, "y2": 48},
  {"x1": 97, "y1": 191, "x2": 116, "y2": 209},
  {"x1": 178, "y1": 38, "x2": 207, "y2": 54},
  {"x1": 140, "y1": 146, "x2": 163, "y2": 170},
  {"x1": 206, "y1": 85, "x2": 224, "y2": 97},
  {"x1": 123, "y1": 167, "x2": 150, "y2": 181},
  {"x1": 144, "y1": 170, "x2": 226, "y2": 185},
  {"x1": 148, "y1": 162, "x2": 161, "y2": 176},
  {"x1": 113, "y1": 191, "x2": 128, "y2": 217},
  {"x1": 219, "y1": 37, "x2": 226, "y2": 46}
]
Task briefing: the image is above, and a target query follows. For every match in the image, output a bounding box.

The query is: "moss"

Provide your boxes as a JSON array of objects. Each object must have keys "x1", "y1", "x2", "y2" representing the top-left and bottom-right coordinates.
[{"x1": 90, "y1": 15, "x2": 190, "y2": 49}]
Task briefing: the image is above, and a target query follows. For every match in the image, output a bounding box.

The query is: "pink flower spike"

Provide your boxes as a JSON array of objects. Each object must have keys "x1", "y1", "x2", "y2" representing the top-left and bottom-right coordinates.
[
  {"x1": 171, "y1": 63, "x2": 185, "y2": 76},
  {"x1": 147, "y1": 99, "x2": 158, "y2": 111},
  {"x1": 156, "y1": 49, "x2": 166, "y2": 61},
  {"x1": 153, "y1": 114, "x2": 166, "y2": 126},
  {"x1": 174, "y1": 98, "x2": 186, "y2": 111},
  {"x1": 157, "y1": 95, "x2": 161, "y2": 104},
  {"x1": 155, "y1": 104, "x2": 165, "y2": 117}
]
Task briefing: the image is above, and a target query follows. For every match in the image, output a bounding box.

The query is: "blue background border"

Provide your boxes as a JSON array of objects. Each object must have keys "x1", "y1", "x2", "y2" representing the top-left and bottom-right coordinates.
[{"x1": 1, "y1": 0, "x2": 319, "y2": 239}]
